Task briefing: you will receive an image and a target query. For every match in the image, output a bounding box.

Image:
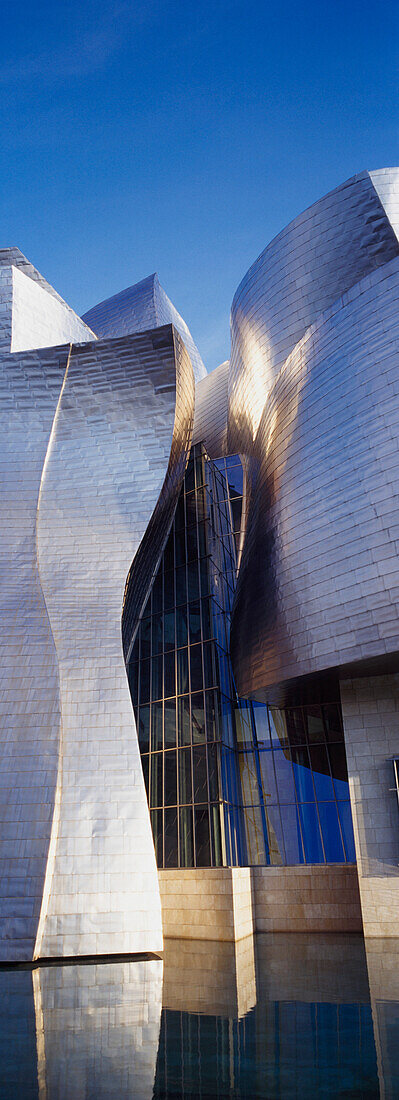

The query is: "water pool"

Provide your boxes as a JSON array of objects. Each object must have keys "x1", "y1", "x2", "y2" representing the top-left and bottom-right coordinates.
[{"x1": 1, "y1": 933, "x2": 398, "y2": 1098}]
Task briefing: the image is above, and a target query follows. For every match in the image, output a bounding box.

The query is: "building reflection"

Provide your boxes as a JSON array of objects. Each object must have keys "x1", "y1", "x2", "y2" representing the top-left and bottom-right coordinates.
[
  {"x1": 33, "y1": 958, "x2": 163, "y2": 1100},
  {"x1": 1, "y1": 936, "x2": 399, "y2": 1098}
]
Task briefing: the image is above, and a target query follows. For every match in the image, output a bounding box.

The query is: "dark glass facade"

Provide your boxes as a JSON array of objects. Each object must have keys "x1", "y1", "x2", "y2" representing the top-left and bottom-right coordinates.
[{"x1": 126, "y1": 444, "x2": 355, "y2": 867}]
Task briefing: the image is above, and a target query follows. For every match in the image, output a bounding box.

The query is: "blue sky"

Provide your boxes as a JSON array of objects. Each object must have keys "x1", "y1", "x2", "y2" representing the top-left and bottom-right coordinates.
[{"x1": 1, "y1": 0, "x2": 398, "y2": 370}]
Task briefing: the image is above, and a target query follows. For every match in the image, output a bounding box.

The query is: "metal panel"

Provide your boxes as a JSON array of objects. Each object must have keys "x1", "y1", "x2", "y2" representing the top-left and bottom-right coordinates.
[
  {"x1": 83, "y1": 271, "x2": 206, "y2": 383},
  {"x1": 231, "y1": 256, "x2": 399, "y2": 698}
]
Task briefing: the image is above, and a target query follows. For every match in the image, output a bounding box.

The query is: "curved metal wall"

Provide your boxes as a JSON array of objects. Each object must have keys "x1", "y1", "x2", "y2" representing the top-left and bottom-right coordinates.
[
  {"x1": 192, "y1": 359, "x2": 229, "y2": 458},
  {"x1": 0, "y1": 305, "x2": 195, "y2": 957},
  {"x1": 35, "y1": 325, "x2": 194, "y2": 959},
  {"x1": 0, "y1": 345, "x2": 69, "y2": 961},
  {"x1": 228, "y1": 170, "x2": 399, "y2": 458},
  {"x1": 231, "y1": 256, "x2": 399, "y2": 699}
]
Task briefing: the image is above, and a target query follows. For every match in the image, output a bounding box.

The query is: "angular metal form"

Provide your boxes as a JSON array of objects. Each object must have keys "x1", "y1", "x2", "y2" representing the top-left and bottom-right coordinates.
[
  {"x1": 82, "y1": 271, "x2": 206, "y2": 383},
  {"x1": 0, "y1": 253, "x2": 196, "y2": 960}
]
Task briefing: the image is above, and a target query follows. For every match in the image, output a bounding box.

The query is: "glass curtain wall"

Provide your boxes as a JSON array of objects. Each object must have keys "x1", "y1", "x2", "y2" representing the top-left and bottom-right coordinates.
[{"x1": 126, "y1": 444, "x2": 355, "y2": 868}]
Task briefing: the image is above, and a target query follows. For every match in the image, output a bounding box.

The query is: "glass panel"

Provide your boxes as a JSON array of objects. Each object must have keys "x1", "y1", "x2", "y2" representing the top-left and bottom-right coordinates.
[
  {"x1": 281, "y1": 804, "x2": 304, "y2": 864},
  {"x1": 164, "y1": 651, "x2": 175, "y2": 698},
  {"x1": 323, "y1": 703, "x2": 344, "y2": 742},
  {"x1": 175, "y1": 525, "x2": 186, "y2": 565},
  {"x1": 151, "y1": 701, "x2": 163, "y2": 751},
  {"x1": 286, "y1": 709, "x2": 306, "y2": 746},
  {"x1": 291, "y1": 746, "x2": 315, "y2": 802},
  {"x1": 195, "y1": 806, "x2": 211, "y2": 866},
  {"x1": 139, "y1": 658, "x2": 150, "y2": 705},
  {"x1": 138, "y1": 705, "x2": 150, "y2": 752},
  {"x1": 309, "y1": 744, "x2": 334, "y2": 800},
  {"x1": 178, "y1": 747, "x2": 193, "y2": 804},
  {"x1": 187, "y1": 561, "x2": 200, "y2": 602},
  {"x1": 163, "y1": 531, "x2": 174, "y2": 572},
  {"x1": 299, "y1": 803, "x2": 325, "y2": 863},
  {"x1": 265, "y1": 804, "x2": 285, "y2": 866},
  {"x1": 140, "y1": 617, "x2": 151, "y2": 660},
  {"x1": 329, "y1": 743, "x2": 349, "y2": 798},
  {"x1": 185, "y1": 491, "x2": 196, "y2": 528},
  {"x1": 239, "y1": 751, "x2": 260, "y2": 806},
  {"x1": 258, "y1": 749, "x2": 278, "y2": 805},
  {"x1": 200, "y1": 597, "x2": 212, "y2": 640},
  {"x1": 152, "y1": 572, "x2": 162, "y2": 615},
  {"x1": 174, "y1": 493, "x2": 185, "y2": 532},
  {"x1": 177, "y1": 647, "x2": 189, "y2": 695},
  {"x1": 210, "y1": 804, "x2": 222, "y2": 867},
  {"x1": 196, "y1": 486, "x2": 206, "y2": 523},
  {"x1": 163, "y1": 610, "x2": 175, "y2": 651},
  {"x1": 141, "y1": 754, "x2": 149, "y2": 799},
  {"x1": 338, "y1": 801, "x2": 356, "y2": 861},
  {"x1": 269, "y1": 708, "x2": 289, "y2": 749},
  {"x1": 205, "y1": 689, "x2": 221, "y2": 742},
  {"x1": 202, "y1": 641, "x2": 215, "y2": 688},
  {"x1": 186, "y1": 524, "x2": 198, "y2": 562},
  {"x1": 152, "y1": 615, "x2": 163, "y2": 656},
  {"x1": 151, "y1": 654, "x2": 163, "y2": 702},
  {"x1": 243, "y1": 805, "x2": 267, "y2": 865},
  {"x1": 175, "y1": 565, "x2": 187, "y2": 606},
  {"x1": 207, "y1": 743, "x2": 219, "y2": 801},
  {"x1": 197, "y1": 519, "x2": 207, "y2": 558},
  {"x1": 185, "y1": 459, "x2": 194, "y2": 493},
  {"x1": 226, "y1": 463, "x2": 243, "y2": 495},
  {"x1": 188, "y1": 601, "x2": 201, "y2": 644},
  {"x1": 253, "y1": 703, "x2": 271, "y2": 747},
  {"x1": 234, "y1": 705, "x2": 253, "y2": 746},
  {"x1": 190, "y1": 644, "x2": 203, "y2": 693},
  {"x1": 191, "y1": 691, "x2": 206, "y2": 743},
  {"x1": 199, "y1": 557, "x2": 209, "y2": 598},
  {"x1": 318, "y1": 802, "x2": 345, "y2": 862},
  {"x1": 150, "y1": 753, "x2": 163, "y2": 808},
  {"x1": 176, "y1": 604, "x2": 188, "y2": 647},
  {"x1": 164, "y1": 808, "x2": 178, "y2": 867},
  {"x1": 178, "y1": 695, "x2": 191, "y2": 746},
  {"x1": 273, "y1": 748, "x2": 296, "y2": 802},
  {"x1": 192, "y1": 745, "x2": 208, "y2": 802},
  {"x1": 164, "y1": 698, "x2": 176, "y2": 748},
  {"x1": 128, "y1": 661, "x2": 138, "y2": 709},
  {"x1": 305, "y1": 705, "x2": 326, "y2": 744},
  {"x1": 151, "y1": 809, "x2": 163, "y2": 866},
  {"x1": 179, "y1": 806, "x2": 194, "y2": 867},
  {"x1": 230, "y1": 497, "x2": 242, "y2": 532},
  {"x1": 164, "y1": 750, "x2": 177, "y2": 806}
]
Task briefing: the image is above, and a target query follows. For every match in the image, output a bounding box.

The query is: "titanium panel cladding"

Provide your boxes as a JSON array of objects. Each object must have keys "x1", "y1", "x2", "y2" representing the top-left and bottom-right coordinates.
[
  {"x1": 83, "y1": 272, "x2": 206, "y2": 383},
  {"x1": 0, "y1": 315, "x2": 195, "y2": 959},
  {"x1": 231, "y1": 258, "x2": 399, "y2": 698}
]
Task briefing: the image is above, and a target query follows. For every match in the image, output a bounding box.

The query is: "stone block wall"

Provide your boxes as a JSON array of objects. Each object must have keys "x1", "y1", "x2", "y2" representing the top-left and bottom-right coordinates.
[
  {"x1": 158, "y1": 864, "x2": 362, "y2": 941},
  {"x1": 252, "y1": 865, "x2": 362, "y2": 933},
  {"x1": 340, "y1": 674, "x2": 399, "y2": 936}
]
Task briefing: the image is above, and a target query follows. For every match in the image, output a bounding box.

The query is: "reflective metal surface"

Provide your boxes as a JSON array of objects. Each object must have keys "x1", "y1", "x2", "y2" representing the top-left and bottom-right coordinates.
[
  {"x1": 0, "y1": 249, "x2": 197, "y2": 958},
  {"x1": 82, "y1": 271, "x2": 206, "y2": 383},
  {"x1": 228, "y1": 169, "x2": 399, "y2": 699},
  {"x1": 192, "y1": 359, "x2": 229, "y2": 457},
  {"x1": 0, "y1": 248, "x2": 95, "y2": 352}
]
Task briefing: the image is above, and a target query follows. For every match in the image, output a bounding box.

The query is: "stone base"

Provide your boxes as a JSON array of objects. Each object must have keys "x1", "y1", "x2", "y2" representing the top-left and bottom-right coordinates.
[{"x1": 158, "y1": 864, "x2": 362, "y2": 941}]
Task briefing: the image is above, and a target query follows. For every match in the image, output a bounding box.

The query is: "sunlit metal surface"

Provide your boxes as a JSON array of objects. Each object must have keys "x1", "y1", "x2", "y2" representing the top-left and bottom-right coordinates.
[
  {"x1": 192, "y1": 359, "x2": 229, "y2": 458},
  {"x1": 0, "y1": 244, "x2": 195, "y2": 958},
  {"x1": 0, "y1": 248, "x2": 95, "y2": 352},
  {"x1": 228, "y1": 170, "x2": 399, "y2": 458},
  {"x1": 82, "y1": 271, "x2": 206, "y2": 383},
  {"x1": 231, "y1": 251, "x2": 399, "y2": 699}
]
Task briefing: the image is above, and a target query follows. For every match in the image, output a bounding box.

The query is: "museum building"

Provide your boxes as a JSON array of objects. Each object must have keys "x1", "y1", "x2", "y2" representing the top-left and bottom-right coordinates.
[{"x1": 0, "y1": 167, "x2": 399, "y2": 960}]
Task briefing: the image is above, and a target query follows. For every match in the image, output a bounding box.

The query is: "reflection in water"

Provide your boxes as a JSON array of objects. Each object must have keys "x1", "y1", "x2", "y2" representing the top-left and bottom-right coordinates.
[{"x1": 0, "y1": 936, "x2": 399, "y2": 1098}]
